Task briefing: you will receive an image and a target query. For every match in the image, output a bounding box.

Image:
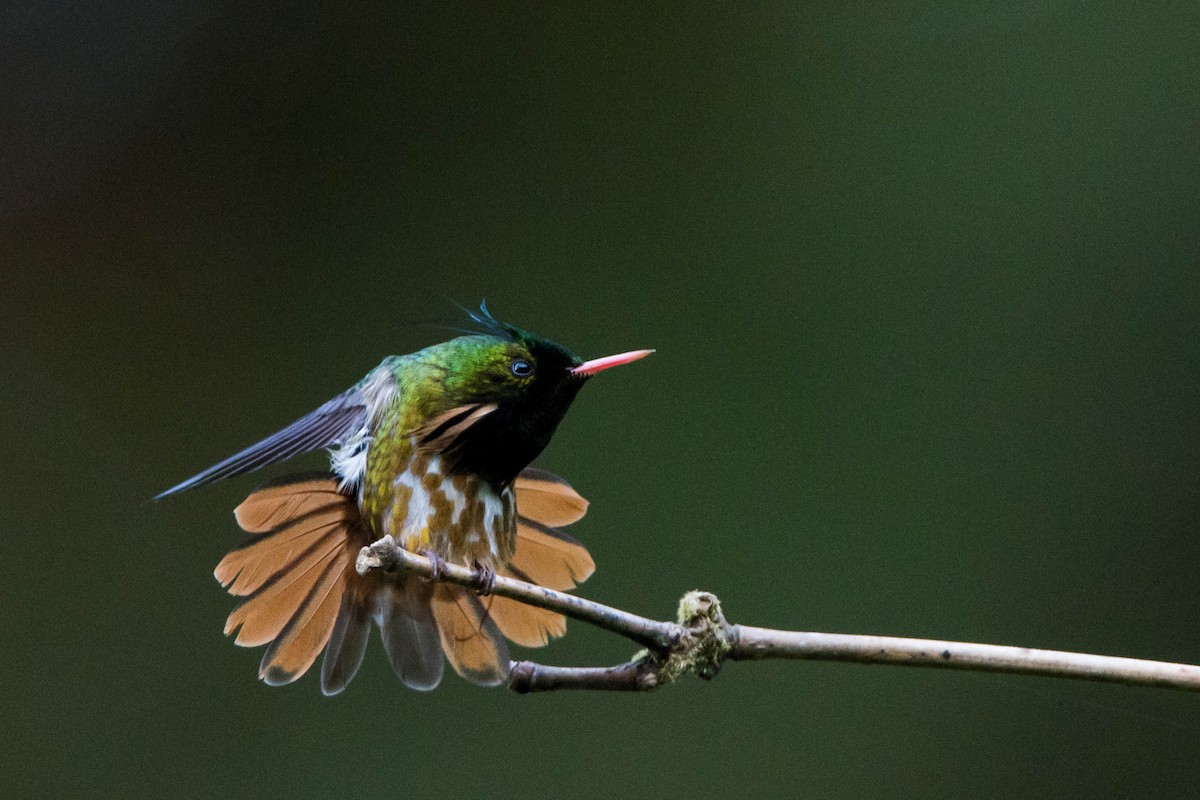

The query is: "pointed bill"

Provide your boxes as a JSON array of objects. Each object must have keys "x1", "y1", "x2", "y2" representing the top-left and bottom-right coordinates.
[{"x1": 569, "y1": 349, "x2": 655, "y2": 377}]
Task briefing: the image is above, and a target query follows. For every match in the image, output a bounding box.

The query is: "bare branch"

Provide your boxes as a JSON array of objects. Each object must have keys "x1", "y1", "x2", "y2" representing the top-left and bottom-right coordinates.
[
  {"x1": 357, "y1": 535, "x2": 679, "y2": 650},
  {"x1": 508, "y1": 659, "x2": 657, "y2": 693},
  {"x1": 356, "y1": 536, "x2": 1200, "y2": 695},
  {"x1": 729, "y1": 627, "x2": 1200, "y2": 690}
]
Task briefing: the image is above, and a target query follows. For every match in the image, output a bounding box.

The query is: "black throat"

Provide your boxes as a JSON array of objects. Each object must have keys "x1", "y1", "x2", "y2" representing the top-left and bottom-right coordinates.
[{"x1": 442, "y1": 382, "x2": 585, "y2": 488}]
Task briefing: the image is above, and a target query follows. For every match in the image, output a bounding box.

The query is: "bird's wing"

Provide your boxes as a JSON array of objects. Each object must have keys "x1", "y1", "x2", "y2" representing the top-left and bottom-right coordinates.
[{"x1": 156, "y1": 367, "x2": 396, "y2": 498}]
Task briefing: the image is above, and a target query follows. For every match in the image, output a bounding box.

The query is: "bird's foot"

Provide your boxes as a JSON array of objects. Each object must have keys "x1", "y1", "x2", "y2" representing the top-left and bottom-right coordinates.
[
  {"x1": 472, "y1": 561, "x2": 496, "y2": 596},
  {"x1": 419, "y1": 549, "x2": 447, "y2": 582}
]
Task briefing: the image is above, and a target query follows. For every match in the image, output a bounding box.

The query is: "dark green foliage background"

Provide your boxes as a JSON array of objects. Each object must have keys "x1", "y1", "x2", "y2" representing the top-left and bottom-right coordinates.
[{"x1": 4, "y1": 2, "x2": 1199, "y2": 797}]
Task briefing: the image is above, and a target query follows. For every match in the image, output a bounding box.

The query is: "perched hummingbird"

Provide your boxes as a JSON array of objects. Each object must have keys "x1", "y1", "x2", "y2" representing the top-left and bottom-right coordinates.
[{"x1": 159, "y1": 304, "x2": 652, "y2": 694}]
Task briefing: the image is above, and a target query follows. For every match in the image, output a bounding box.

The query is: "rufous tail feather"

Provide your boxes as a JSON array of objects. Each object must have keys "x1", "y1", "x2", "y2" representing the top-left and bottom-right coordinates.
[{"x1": 214, "y1": 468, "x2": 594, "y2": 693}]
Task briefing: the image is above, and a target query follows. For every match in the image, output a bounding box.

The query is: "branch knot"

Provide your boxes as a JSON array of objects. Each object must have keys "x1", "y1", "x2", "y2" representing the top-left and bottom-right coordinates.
[{"x1": 655, "y1": 590, "x2": 733, "y2": 684}]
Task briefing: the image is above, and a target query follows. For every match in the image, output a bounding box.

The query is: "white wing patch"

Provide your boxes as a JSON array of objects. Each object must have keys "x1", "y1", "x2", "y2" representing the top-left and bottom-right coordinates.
[
  {"x1": 330, "y1": 427, "x2": 370, "y2": 492},
  {"x1": 329, "y1": 362, "x2": 399, "y2": 492}
]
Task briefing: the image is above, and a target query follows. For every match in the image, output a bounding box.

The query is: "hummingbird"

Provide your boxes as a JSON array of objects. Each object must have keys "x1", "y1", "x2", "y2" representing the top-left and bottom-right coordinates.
[{"x1": 158, "y1": 303, "x2": 652, "y2": 695}]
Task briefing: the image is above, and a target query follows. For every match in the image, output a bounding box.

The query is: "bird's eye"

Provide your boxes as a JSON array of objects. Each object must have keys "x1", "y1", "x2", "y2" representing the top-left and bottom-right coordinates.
[{"x1": 511, "y1": 359, "x2": 534, "y2": 377}]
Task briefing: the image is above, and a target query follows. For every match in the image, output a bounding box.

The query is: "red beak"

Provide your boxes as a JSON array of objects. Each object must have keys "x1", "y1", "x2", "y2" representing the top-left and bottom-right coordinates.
[{"x1": 570, "y1": 349, "x2": 655, "y2": 377}]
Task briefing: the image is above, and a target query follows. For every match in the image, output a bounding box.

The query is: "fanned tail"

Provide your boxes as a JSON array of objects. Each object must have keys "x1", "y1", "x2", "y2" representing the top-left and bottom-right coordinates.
[
  {"x1": 216, "y1": 474, "x2": 440, "y2": 695},
  {"x1": 375, "y1": 582, "x2": 443, "y2": 691},
  {"x1": 216, "y1": 474, "x2": 379, "y2": 693},
  {"x1": 482, "y1": 469, "x2": 596, "y2": 649},
  {"x1": 213, "y1": 467, "x2": 595, "y2": 692},
  {"x1": 430, "y1": 584, "x2": 511, "y2": 685}
]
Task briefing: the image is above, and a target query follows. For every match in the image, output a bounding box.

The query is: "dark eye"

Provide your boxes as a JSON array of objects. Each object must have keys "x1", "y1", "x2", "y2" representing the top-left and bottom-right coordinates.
[{"x1": 511, "y1": 359, "x2": 534, "y2": 377}]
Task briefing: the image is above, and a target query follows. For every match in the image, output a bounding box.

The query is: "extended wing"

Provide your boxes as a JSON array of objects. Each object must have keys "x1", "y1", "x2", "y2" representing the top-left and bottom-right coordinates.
[{"x1": 156, "y1": 366, "x2": 396, "y2": 499}]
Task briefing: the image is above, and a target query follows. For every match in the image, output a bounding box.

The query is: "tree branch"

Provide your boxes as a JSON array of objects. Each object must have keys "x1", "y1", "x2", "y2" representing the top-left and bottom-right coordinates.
[
  {"x1": 357, "y1": 535, "x2": 678, "y2": 651},
  {"x1": 357, "y1": 536, "x2": 1200, "y2": 694}
]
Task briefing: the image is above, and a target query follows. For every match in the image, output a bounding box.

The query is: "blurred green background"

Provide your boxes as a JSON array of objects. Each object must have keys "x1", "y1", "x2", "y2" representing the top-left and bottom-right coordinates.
[{"x1": 4, "y1": 2, "x2": 1199, "y2": 797}]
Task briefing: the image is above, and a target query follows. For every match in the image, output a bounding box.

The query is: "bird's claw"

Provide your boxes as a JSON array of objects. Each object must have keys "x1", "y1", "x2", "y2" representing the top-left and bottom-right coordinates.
[
  {"x1": 472, "y1": 562, "x2": 496, "y2": 596},
  {"x1": 419, "y1": 549, "x2": 447, "y2": 582}
]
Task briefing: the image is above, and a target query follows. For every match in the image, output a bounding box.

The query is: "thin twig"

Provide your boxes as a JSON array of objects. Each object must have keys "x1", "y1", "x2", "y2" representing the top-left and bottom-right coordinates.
[{"x1": 356, "y1": 536, "x2": 1200, "y2": 695}]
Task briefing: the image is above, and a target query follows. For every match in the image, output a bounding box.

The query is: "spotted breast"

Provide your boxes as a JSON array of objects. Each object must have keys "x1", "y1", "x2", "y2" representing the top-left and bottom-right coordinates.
[{"x1": 368, "y1": 436, "x2": 517, "y2": 568}]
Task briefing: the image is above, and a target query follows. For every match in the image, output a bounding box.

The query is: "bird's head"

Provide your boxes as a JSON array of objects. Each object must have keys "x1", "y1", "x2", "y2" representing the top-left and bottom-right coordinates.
[{"x1": 413, "y1": 302, "x2": 652, "y2": 485}]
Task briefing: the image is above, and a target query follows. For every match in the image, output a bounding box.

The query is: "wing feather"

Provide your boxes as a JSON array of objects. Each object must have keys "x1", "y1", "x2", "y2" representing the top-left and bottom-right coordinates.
[{"x1": 156, "y1": 387, "x2": 373, "y2": 498}]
